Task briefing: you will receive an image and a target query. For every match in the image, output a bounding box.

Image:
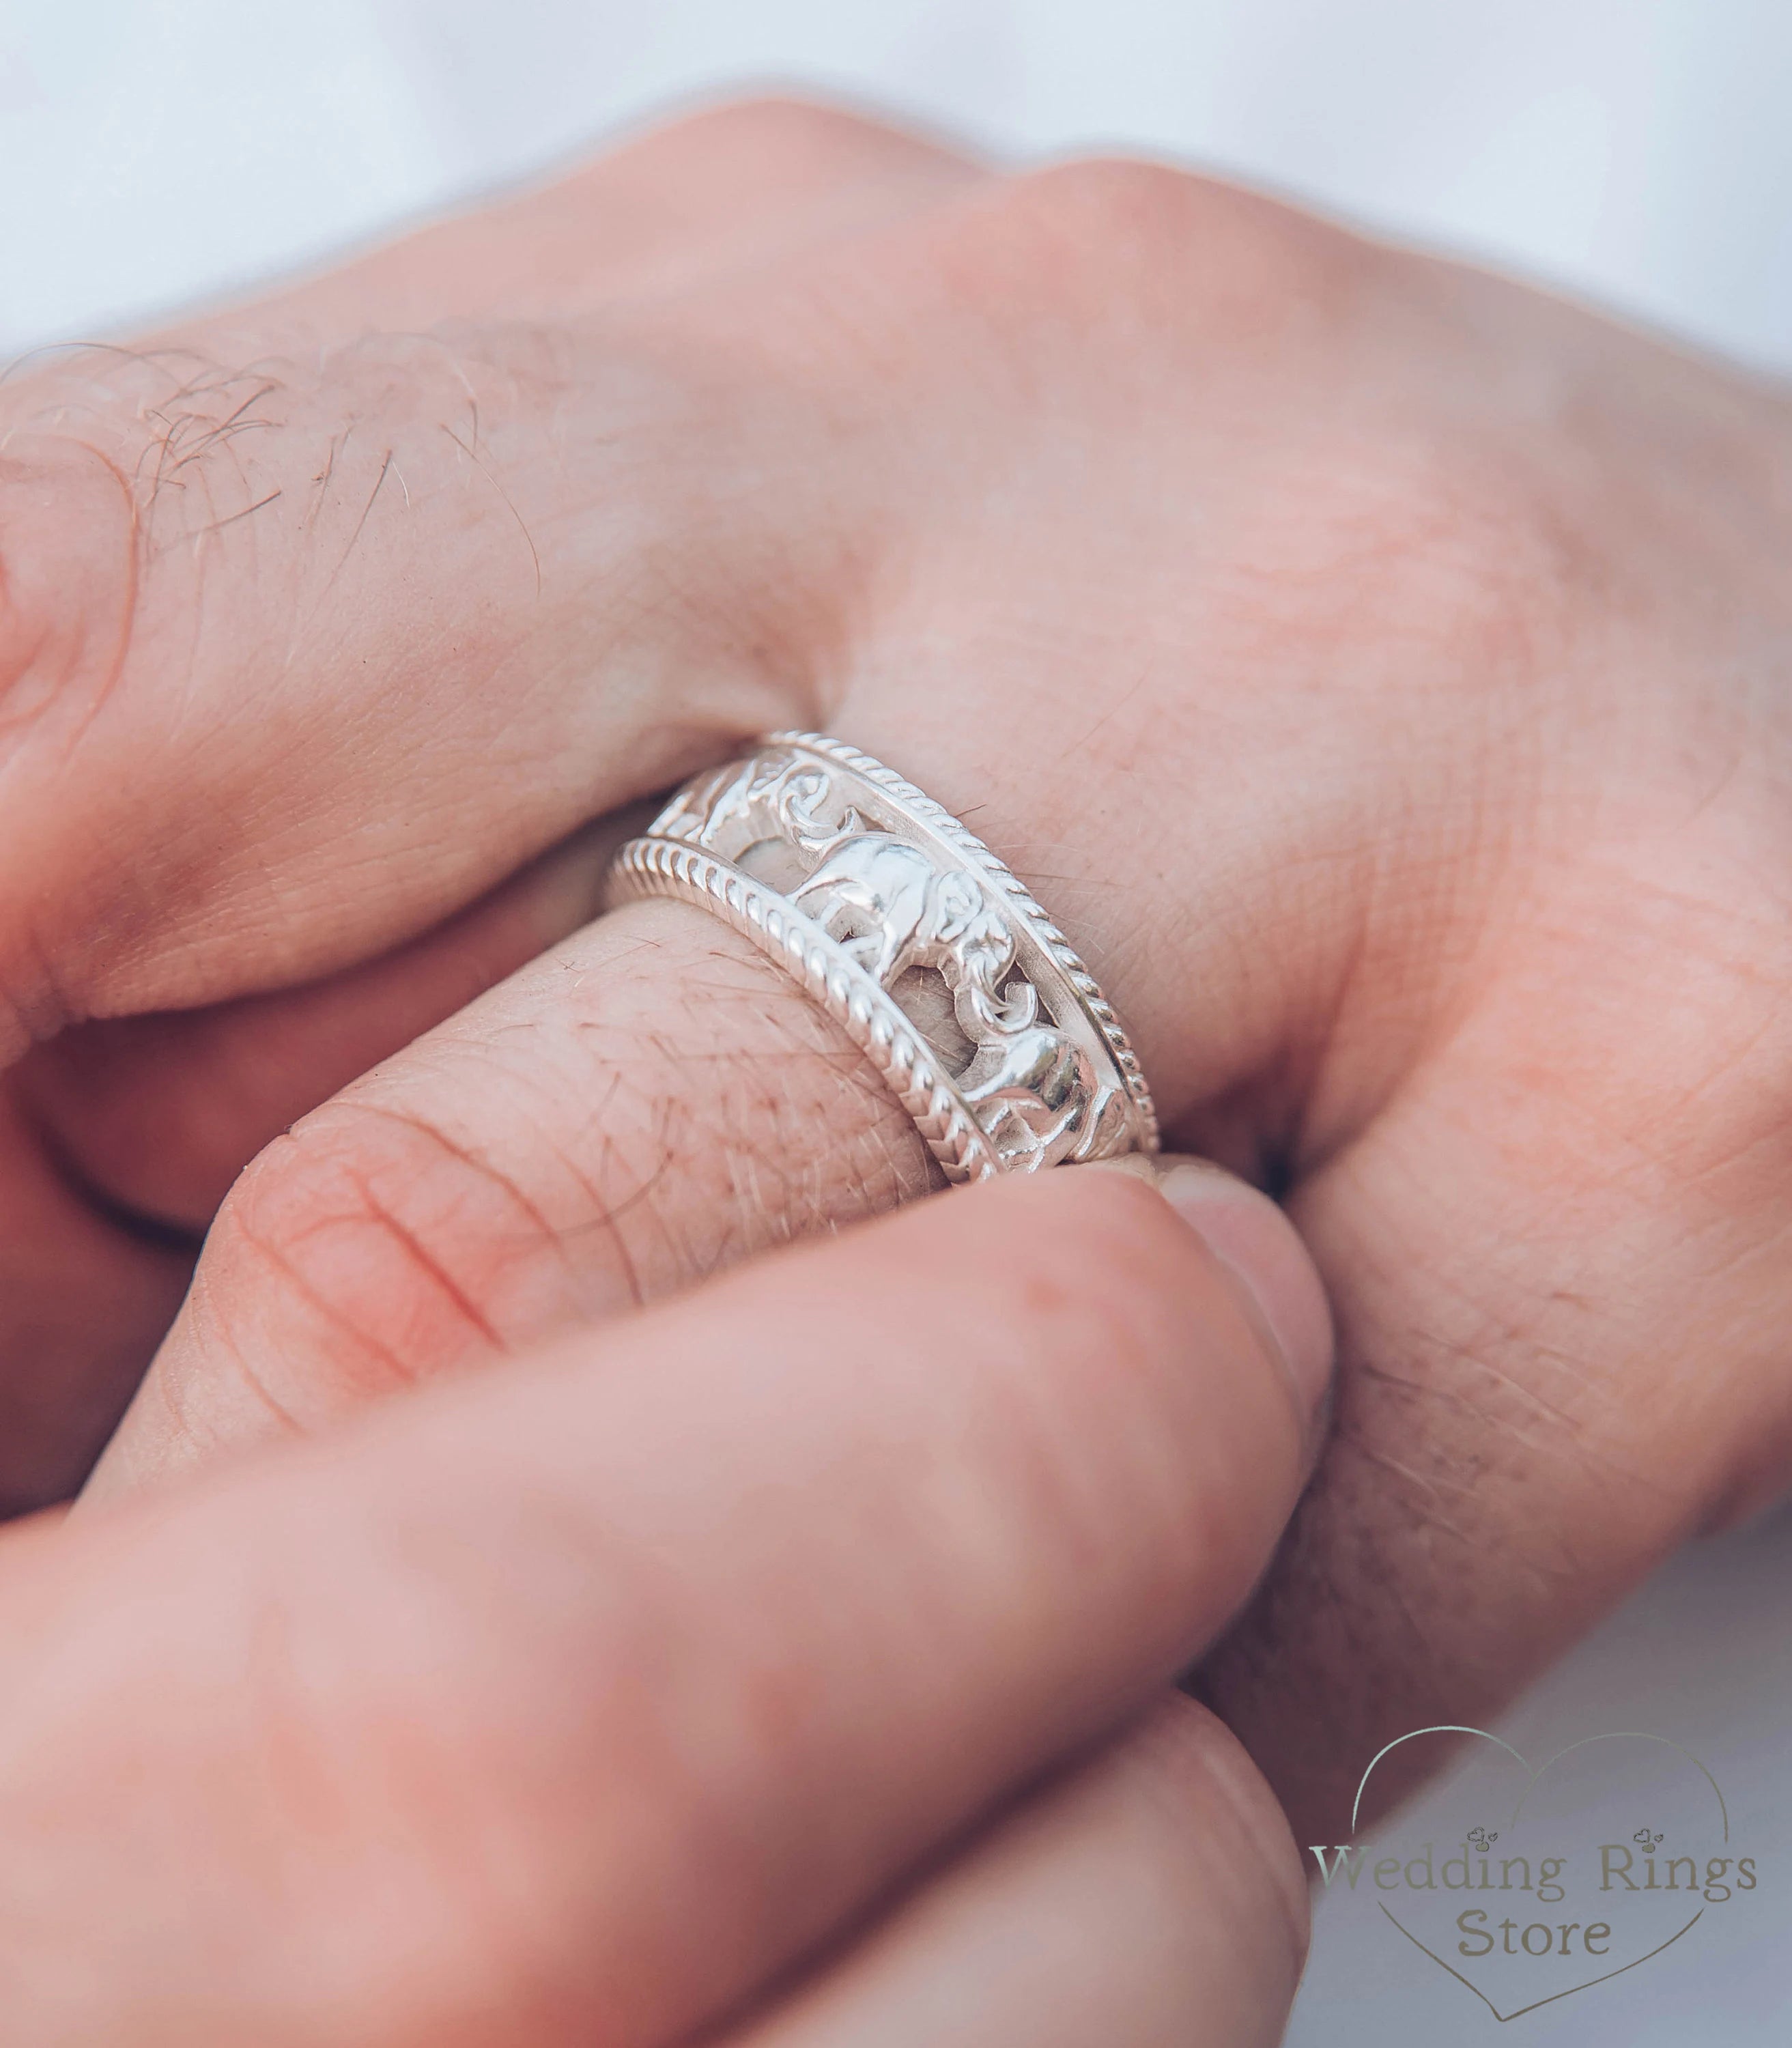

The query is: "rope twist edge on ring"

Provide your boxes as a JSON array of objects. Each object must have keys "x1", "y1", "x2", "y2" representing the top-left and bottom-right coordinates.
[
  {"x1": 766, "y1": 732, "x2": 1161, "y2": 1151},
  {"x1": 607, "y1": 835, "x2": 1003, "y2": 1184}
]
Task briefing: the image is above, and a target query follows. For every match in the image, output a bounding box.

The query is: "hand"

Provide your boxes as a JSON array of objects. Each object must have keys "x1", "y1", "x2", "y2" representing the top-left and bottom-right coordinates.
[
  {"x1": 0, "y1": 1167, "x2": 1318, "y2": 2044},
  {"x1": 7, "y1": 100, "x2": 1791, "y2": 1842}
]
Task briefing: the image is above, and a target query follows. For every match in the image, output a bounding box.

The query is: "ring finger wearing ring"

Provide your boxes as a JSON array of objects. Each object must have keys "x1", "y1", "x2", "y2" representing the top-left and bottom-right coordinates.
[{"x1": 606, "y1": 732, "x2": 1160, "y2": 1180}]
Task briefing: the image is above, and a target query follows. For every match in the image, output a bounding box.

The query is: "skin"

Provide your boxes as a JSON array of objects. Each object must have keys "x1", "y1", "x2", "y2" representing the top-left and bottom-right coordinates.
[
  {"x1": 2, "y1": 92, "x2": 1791, "y2": 1868},
  {"x1": 0, "y1": 1169, "x2": 1320, "y2": 2040}
]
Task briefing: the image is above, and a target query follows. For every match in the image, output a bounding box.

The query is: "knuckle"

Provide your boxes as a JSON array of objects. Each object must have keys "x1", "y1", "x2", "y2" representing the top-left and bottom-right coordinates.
[
  {"x1": 981, "y1": 154, "x2": 1362, "y2": 338},
  {"x1": 169, "y1": 909, "x2": 946, "y2": 1451},
  {"x1": 1011, "y1": 152, "x2": 1221, "y2": 249},
  {"x1": 200, "y1": 1106, "x2": 525, "y2": 1415},
  {"x1": 0, "y1": 431, "x2": 137, "y2": 728},
  {"x1": 0, "y1": 433, "x2": 140, "y2": 1031},
  {"x1": 203, "y1": 1049, "x2": 1124, "y2": 1410}
]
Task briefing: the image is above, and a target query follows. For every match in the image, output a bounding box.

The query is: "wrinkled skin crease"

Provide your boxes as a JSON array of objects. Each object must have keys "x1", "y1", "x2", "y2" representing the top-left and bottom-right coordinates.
[{"x1": 0, "y1": 96, "x2": 1789, "y2": 1857}]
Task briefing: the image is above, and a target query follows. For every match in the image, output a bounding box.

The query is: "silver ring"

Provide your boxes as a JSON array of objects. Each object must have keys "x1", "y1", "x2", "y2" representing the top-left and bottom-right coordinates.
[{"x1": 603, "y1": 733, "x2": 1159, "y2": 1182}]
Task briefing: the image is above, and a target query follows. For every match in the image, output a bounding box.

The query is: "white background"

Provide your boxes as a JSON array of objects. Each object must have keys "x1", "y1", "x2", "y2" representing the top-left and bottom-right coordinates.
[{"x1": 3, "y1": 3, "x2": 1789, "y2": 2040}]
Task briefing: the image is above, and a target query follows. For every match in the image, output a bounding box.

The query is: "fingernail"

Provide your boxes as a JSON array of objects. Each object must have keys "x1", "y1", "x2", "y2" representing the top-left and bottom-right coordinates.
[{"x1": 1088, "y1": 1153, "x2": 1334, "y2": 1429}]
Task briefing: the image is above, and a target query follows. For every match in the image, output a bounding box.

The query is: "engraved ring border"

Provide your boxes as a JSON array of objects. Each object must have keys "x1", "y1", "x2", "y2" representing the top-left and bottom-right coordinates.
[
  {"x1": 605, "y1": 733, "x2": 1160, "y2": 1178},
  {"x1": 769, "y1": 731, "x2": 1159, "y2": 1149},
  {"x1": 606, "y1": 836, "x2": 1005, "y2": 1183}
]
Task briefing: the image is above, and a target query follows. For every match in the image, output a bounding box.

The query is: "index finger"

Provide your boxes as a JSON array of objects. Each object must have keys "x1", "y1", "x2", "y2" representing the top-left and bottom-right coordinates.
[
  {"x1": 0, "y1": 100, "x2": 976, "y2": 1057},
  {"x1": 0, "y1": 1165, "x2": 1324, "y2": 2043}
]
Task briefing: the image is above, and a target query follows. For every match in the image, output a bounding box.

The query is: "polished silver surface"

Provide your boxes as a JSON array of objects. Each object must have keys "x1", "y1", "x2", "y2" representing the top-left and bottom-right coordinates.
[{"x1": 604, "y1": 732, "x2": 1159, "y2": 1182}]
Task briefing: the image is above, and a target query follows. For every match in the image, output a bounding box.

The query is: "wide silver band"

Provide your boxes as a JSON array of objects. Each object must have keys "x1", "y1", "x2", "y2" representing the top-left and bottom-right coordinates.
[{"x1": 603, "y1": 733, "x2": 1158, "y2": 1182}]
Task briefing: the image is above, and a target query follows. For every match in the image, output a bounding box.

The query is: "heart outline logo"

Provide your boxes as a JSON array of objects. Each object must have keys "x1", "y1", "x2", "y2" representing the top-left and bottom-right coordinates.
[{"x1": 1348, "y1": 1725, "x2": 1729, "y2": 2023}]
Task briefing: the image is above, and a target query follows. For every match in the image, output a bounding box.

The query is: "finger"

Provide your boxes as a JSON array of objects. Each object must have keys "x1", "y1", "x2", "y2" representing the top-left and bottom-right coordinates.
[
  {"x1": 0, "y1": 94, "x2": 974, "y2": 1206},
  {"x1": 0, "y1": 98, "x2": 980, "y2": 1504},
  {"x1": 12, "y1": 808, "x2": 633, "y2": 1234},
  {"x1": 14, "y1": 93, "x2": 979, "y2": 1187},
  {"x1": 59, "y1": 141, "x2": 1769, "y2": 1867},
  {"x1": 57, "y1": 169, "x2": 1365, "y2": 1504},
  {"x1": 81, "y1": 897, "x2": 929, "y2": 1492},
  {"x1": 0, "y1": 98, "x2": 980, "y2": 1057},
  {"x1": 0, "y1": 812, "x2": 634, "y2": 1516},
  {"x1": 89, "y1": 865, "x2": 1326, "y2": 1494},
  {"x1": 1199, "y1": 981, "x2": 1792, "y2": 1836},
  {"x1": 1, "y1": 1167, "x2": 1322, "y2": 2043},
  {"x1": 0, "y1": 1086, "x2": 192, "y2": 1515},
  {"x1": 720, "y1": 1695, "x2": 1305, "y2": 2048}
]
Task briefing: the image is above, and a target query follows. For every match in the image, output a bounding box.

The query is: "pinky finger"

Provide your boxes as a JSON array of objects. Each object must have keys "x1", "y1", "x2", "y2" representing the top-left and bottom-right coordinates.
[{"x1": 719, "y1": 1693, "x2": 1307, "y2": 2048}]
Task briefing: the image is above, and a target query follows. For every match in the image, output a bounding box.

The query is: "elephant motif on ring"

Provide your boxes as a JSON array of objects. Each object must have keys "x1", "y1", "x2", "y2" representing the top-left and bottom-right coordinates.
[
  {"x1": 654, "y1": 750, "x2": 1124, "y2": 1170},
  {"x1": 957, "y1": 1033, "x2": 1125, "y2": 1169},
  {"x1": 790, "y1": 837, "x2": 1010, "y2": 991},
  {"x1": 948, "y1": 933, "x2": 1126, "y2": 1169},
  {"x1": 792, "y1": 824, "x2": 1120, "y2": 1170},
  {"x1": 657, "y1": 751, "x2": 839, "y2": 860}
]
